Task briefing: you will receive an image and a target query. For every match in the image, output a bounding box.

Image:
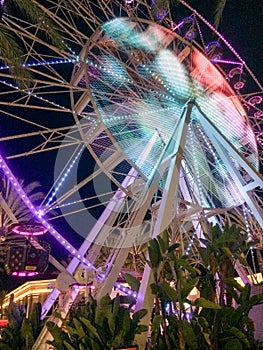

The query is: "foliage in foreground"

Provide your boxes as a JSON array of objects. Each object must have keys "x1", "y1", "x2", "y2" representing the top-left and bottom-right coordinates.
[
  {"x1": 46, "y1": 293, "x2": 147, "y2": 350},
  {"x1": 144, "y1": 227, "x2": 263, "y2": 350},
  {"x1": 0, "y1": 301, "x2": 42, "y2": 350}
]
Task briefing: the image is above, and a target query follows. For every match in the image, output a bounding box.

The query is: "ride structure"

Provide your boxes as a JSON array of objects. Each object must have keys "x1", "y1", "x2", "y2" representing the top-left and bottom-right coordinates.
[{"x1": 0, "y1": 1, "x2": 262, "y2": 349}]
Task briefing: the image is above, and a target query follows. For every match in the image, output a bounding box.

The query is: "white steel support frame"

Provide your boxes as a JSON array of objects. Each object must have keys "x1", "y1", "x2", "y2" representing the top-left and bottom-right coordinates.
[
  {"x1": 40, "y1": 131, "x2": 158, "y2": 319},
  {"x1": 32, "y1": 133, "x2": 159, "y2": 349},
  {"x1": 134, "y1": 100, "x2": 194, "y2": 348},
  {"x1": 94, "y1": 101, "x2": 194, "y2": 301},
  {"x1": 134, "y1": 99, "x2": 263, "y2": 347},
  {"x1": 33, "y1": 100, "x2": 193, "y2": 349}
]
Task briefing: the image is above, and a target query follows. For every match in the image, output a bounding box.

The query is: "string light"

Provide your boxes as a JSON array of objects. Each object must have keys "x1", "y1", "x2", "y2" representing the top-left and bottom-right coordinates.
[
  {"x1": 196, "y1": 125, "x2": 244, "y2": 206},
  {"x1": 243, "y1": 206, "x2": 258, "y2": 274},
  {"x1": 0, "y1": 79, "x2": 72, "y2": 112},
  {"x1": 0, "y1": 155, "x2": 95, "y2": 270},
  {"x1": 45, "y1": 145, "x2": 85, "y2": 208},
  {"x1": 188, "y1": 125, "x2": 207, "y2": 207},
  {"x1": 0, "y1": 58, "x2": 76, "y2": 71},
  {"x1": 185, "y1": 235, "x2": 195, "y2": 256},
  {"x1": 114, "y1": 282, "x2": 137, "y2": 298}
]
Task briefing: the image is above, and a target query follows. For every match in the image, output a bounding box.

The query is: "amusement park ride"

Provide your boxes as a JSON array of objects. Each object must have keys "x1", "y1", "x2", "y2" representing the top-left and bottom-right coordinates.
[{"x1": 0, "y1": 0, "x2": 262, "y2": 348}]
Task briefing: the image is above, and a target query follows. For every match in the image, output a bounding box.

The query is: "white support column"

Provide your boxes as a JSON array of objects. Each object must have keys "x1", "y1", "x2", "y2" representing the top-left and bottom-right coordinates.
[{"x1": 135, "y1": 100, "x2": 194, "y2": 349}]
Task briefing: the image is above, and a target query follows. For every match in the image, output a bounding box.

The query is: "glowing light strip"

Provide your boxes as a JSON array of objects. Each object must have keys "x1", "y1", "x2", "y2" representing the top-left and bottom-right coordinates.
[
  {"x1": 188, "y1": 126, "x2": 207, "y2": 207},
  {"x1": 0, "y1": 58, "x2": 76, "y2": 71},
  {"x1": 185, "y1": 235, "x2": 195, "y2": 257},
  {"x1": 243, "y1": 206, "x2": 253, "y2": 242},
  {"x1": 211, "y1": 59, "x2": 243, "y2": 66},
  {"x1": 114, "y1": 282, "x2": 137, "y2": 298},
  {"x1": 12, "y1": 227, "x2": 47, "y2": 236},
  {"x1": 0, "y1": 80, "x2": 71, "y2": 112},
  {"x1": 87, "y1": 57, "x2": 178, "y2": 104},
  {"x1": 0, "y1": 155, "x2": 95, "y2": 270},
  {"x1": 12, "y1": 272, "x2": 38, "y2": 277},
  {"x1": 45, "y1": 145, "x2": 85, "y2": 208},
  {"x1": 86, "y1": 58, "x2": 131, "y2": 82},
  {"x1": 44, "y1": 120, "x2": 98, "y2": 209},
  {"x1": 197, "y1": 125, "x2": 244, "y2": 205},
  {"x1": 243, "y1": 206, "x2": 257, "y2": 273}
]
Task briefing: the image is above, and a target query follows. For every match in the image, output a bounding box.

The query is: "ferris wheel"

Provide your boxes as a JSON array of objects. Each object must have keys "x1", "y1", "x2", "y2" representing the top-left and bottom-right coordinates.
[{"x1": 0, "y1": 0, "x2": 263, "y2": 348}]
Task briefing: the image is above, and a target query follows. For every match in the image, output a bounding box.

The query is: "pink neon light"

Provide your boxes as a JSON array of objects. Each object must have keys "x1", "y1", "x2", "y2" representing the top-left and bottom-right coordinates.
[
  {"x1": 12, "y1": 227, "x2": 48, "y2": 236},
  {"x1": 11, "y1": 272, "x2": 39, "y2": 277},
  {"x1": 254, "y1": 111, "x2": 263, "y2": 118}
]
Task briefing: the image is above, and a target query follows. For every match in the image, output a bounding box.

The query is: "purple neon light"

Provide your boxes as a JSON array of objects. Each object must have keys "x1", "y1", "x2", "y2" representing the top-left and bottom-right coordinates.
[
  {"x1": 254, "y1": 111, "x2": 263, "y2": 119},
  {"x1": 0, "y1": 155, "x2": 95, "y2": 270},
  {"x1": 114, "y1": 282, "x2": 137, "y2": 299},
  {"x1": 248, "y1": 96, "x2": 262, "y2": 106}
]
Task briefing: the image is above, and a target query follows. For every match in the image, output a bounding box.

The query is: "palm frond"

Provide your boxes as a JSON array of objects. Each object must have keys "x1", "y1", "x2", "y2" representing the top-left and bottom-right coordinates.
[
  {"x1": 214, "y1": 0, "x2": 227, "y2": 30},
  {"x1": 5, "y1": 0, "x2": 67, "y2": 50},
  {"x1": 0, "y1": 177, "x2": 44, "y2": 228},
  {"x1": 0, "y1": 23, "x2": 31, "y2": 88}
]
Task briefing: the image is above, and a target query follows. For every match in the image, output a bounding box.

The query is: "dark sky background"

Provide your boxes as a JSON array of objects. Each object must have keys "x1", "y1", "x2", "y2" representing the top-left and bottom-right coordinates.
[{"x1": 1, "y1": 0, "x2": 262, "y2": 292}]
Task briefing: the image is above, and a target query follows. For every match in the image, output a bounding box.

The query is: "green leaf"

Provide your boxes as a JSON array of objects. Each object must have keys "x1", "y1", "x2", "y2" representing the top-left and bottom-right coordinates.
[
  {"x1": 181, "y1": 277, "x2": 199, "y2": 299},
  {"x1": 163, "y1": 230, "x2": 170, "y2": 252},
  {"x1": 162, "y1": 282, "x2": 177, "y2": 301},
  {"x1": 214, "y1": 0, "x2": 227, "y2": 29},
  {"x1": 98, "y1": 294, "x2": 111, "y2": 307},
  {"x1": 132, "y1": 309, "x2": 147, "y2": 322},
  {"x1": 197, "y1": 247, "x2": 209, "y2": 267},
  {"x1": 151, "y1": 315, "x2": 162, "y2": 345},
  {"x1": 157, "y1": 235, "x2": 166, "y2": 254},
  {"x1": 79, "y1": 317, "x2": 103, "y2": 343},
  {"x1": 124, "y1": 273, "x2": 140, "y2": 292},
  {"x1": 107, "y1": 312, "x2": 115, "y2": 337},
  {"x1": 113, "y1": 294, "x2": 120, "y2": 316},
  {"x1": 250, "y1": 293, "x2": 263, "y2": 306},
  {"x1": 223, "y1": 278, "x2": 244, "y2": 295},
  {"x1": 90, "y1": 339, "x2": 102, "y2": 350},
  {"x1": 228, "y1": 327, "x2": 249, "y2": 346},
  {"x1": 136, "y1": 324, "x2": 148, "y2": 334},
  {"x1": 46, "y1": 341, "x2": 65, "y2": 350},
  {"x1": 240, "y1": 283, "x2": 251, "y2": 306},
  {"x1": 177, "y1": 258, "x2": 197, "y2": 277},
  {"x1": 64, "y1": 341, "x2": 76, "y2": 350},
  {"x1": 203, "y1": 332, "x2": 212, "y2": 346},
  {"x1": 72, "y1": 318, "x2": 85, "y2": 338},
  {"x1": 182, "y1": 319, "x2": 198, "y2": 350},
  {"x1": 195, "y1": 297, "x2": 222, "y2": 309},
  {"x1": 221, "y1": 247, "x2": 233, "y2": 259},
  {"x1": 149, "y1": 238, "x2": 162, "y2": 268},
  {"x1": 168, "y1": 242, "x2": 180, "y2": 253},
  {"x1": 197, "y1": 316, "x2": 210, "y2": 332},
  {"x1": 222, "y1": 338, "x2": 242, "y2": 350},
  {"x1": 46, "y1": 321, "x2": 69, "y2": 343}
]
